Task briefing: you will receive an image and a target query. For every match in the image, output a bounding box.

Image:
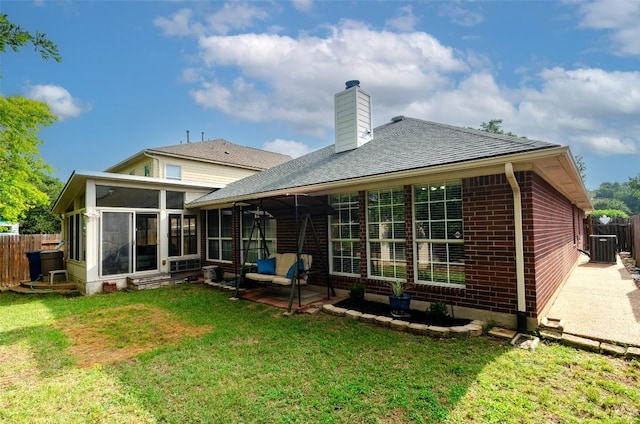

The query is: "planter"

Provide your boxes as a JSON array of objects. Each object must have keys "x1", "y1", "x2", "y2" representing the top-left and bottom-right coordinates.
[{"x1": 389, "y1": 293, "x2": 411, "y2": 316}]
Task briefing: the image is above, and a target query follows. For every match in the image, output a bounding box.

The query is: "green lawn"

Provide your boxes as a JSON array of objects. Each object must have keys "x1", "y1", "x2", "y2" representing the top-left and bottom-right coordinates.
[{"x1": 1, "y1": 284, "x2": 639, "y2": 423}]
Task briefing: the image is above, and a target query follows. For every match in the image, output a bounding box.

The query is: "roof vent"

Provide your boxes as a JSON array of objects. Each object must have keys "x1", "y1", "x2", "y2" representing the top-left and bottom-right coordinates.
[
  {"x1": 345, "y1": 80, "x2": 360, "y2": 89},
  {"x1": 391, "y1": 115, "x2": 404, "y2": 123}
]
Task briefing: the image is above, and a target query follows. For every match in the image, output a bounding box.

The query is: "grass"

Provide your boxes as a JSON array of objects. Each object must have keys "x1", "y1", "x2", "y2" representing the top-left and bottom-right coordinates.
[{"x1": 1, "y1": 284, "x2": 639, "y2": 423}]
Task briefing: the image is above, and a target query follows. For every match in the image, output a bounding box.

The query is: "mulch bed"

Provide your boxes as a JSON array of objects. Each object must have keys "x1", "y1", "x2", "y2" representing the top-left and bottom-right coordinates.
[{"x1": 333, "y1": 298, "x2": 471, "y2": 327}]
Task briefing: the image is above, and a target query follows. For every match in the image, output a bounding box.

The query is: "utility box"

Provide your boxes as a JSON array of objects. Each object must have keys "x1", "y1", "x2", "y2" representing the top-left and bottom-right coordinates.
[
  {"x1": 589, "y1": 235, "x2": 617, "y2": 264},
  {"x1": 40, "y1": 250, "x2": 64, "y2": 276}
]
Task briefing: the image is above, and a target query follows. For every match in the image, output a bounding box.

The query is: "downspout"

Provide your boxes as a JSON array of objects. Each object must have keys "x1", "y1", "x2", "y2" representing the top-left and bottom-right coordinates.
[
  {"x1": 143, "y1": 152, "x2": 161, "y2": 177},
  {"x1": 505, "y1": 163, "x2": 527, "y2": 333}
]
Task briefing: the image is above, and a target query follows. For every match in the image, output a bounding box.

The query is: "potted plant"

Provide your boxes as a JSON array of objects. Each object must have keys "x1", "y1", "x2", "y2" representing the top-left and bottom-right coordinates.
[{"x1": 388, "y1": 281, "x2": 411, "y2": 317}]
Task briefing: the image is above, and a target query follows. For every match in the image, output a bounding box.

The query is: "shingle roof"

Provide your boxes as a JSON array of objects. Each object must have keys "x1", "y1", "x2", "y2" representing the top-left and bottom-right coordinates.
[
  {"x1": 147, "y1": 138, "x2": 291, "y2": 170},
  {"x1": 189, "y1": 117, "x2": 560, "y2": 206}
]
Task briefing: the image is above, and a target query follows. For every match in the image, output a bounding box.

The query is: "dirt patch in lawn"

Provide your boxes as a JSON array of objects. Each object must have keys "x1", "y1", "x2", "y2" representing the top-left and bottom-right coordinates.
[{"x1": 56, "y1": 304, "x2": 212, "y2": 368}]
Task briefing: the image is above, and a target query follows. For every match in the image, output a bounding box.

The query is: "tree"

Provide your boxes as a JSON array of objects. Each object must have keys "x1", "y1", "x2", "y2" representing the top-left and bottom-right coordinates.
[
  {"x1": 0, "y1": 14, "x2": 61, "y2": 62},
  {"x1": 592, "y1": 178, "x2": 640, "y2": 215},
  {"x1": 477, "y1": 119, "x2": 520, "y2": 137},
  {"x1": 0, "y1": 96, "x2": 57, "y2": 222},
  {"x1": 20, "y1": 174, "x2": 64, "y2": 234},
  {"x1": 574, "y1": 154, "x2": 587, "y2": 185},
  {"x1": 0, "y1": 15, "x2": 60, "y2": 226}
]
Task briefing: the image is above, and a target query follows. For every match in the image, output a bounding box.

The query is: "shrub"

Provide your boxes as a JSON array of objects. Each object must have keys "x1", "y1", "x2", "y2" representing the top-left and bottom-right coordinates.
[
  {"x1": 349, "y1": 283, "x2": 365, "y2": 304},
  {"x1": 426, "y1": 302, "x2": 449, "y2": 324}
]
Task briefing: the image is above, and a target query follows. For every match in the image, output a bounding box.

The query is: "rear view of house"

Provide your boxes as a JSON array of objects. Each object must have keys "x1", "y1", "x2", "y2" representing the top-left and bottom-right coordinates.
[{"x1": 190, "y1": 81, "x2": 592, "y2": 330}]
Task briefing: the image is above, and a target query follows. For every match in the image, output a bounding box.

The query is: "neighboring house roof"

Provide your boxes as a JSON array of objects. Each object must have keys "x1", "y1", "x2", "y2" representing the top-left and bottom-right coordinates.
[
  {"x1": 189, "y1": 116, "x2": 592, "y2": 210},
  {"x1": 106, "y1": 139, "x2": 292, "y2": 173}
]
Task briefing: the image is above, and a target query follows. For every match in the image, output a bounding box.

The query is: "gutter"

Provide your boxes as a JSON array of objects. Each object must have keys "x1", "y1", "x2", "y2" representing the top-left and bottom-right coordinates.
[{"x1": 505, "y1": 162, "x2": 527, "y2": 333}]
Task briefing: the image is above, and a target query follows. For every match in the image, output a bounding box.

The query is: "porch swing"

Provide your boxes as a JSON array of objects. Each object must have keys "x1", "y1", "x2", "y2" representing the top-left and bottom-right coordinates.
[{"x1": 235, "y1": 194, "x2": 336, "y2": 313}]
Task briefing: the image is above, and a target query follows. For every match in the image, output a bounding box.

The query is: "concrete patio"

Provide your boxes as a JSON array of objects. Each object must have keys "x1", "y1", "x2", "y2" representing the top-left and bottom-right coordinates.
[{"x1": 545, "y1": 253, "x2": 640, "y2": 348}]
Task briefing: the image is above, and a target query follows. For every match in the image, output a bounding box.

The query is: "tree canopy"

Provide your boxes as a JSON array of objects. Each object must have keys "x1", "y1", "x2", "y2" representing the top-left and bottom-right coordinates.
[
  {"x1": 592, "y1": 177, "x2": 640, "y2": 216},
  {"x1": 0, "y1": 14, "x2": 60, "y2": 227},
  {"x1": 0, "y1": 14, "x2": 61, "y2": 62}
]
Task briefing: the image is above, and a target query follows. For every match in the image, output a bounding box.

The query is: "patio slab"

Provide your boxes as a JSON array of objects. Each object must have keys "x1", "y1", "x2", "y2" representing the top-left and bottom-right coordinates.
[{"x1": 545, "y1": 254, "x2": 640, "y2": 348}]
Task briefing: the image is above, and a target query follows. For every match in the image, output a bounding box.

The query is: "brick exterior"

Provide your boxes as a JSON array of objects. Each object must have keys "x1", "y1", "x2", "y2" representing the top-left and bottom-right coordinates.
[
  {"x1": 529, "y1": 173, "x2": 583, "y2": 315},
  {"x1": 199, "y1": 171, "x2": 585, "y2": 321}
]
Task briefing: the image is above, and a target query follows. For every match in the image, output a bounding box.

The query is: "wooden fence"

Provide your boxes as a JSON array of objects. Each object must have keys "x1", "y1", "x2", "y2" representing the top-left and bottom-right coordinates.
[
  {"x1": 633, "y1": 215, "x2": 640, "y2": 265},
  {"x1": 0, "y1": 234, "x2": 62, "y2": 287}
]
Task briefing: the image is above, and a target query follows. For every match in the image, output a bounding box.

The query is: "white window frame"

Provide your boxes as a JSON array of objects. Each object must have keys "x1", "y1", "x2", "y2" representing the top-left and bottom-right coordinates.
[
  {"x1": 366, "y1": 187, "x2": 406, "y2": 281},
  {"x1": 413, "y1": 181, "x2": 465, "y2": 288},
  {"x1": 206, "y1": 209, "x2": 233, "y2": 262},
  {"x1": 166, "y1": 164, "x2": 182, "y2": 180},
  {"x1": 328, "y1": 193, "x2": 360, "y2": 276}
]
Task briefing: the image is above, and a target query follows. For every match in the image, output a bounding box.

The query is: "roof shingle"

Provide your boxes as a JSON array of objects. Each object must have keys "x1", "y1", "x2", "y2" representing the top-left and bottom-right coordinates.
[
  {"x1": 148, "y1": 138, "x2": 291, "y2": 170},
  {"x1": 189, "y1": 117, "x2": 560, "y2": 206}
]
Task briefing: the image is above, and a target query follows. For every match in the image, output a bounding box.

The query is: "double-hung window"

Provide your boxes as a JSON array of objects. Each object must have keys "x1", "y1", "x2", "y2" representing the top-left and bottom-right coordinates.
[
  {"x1": 367, "y1": 188, "x2": 406, "y2": 280},
  {"x1": 329, "y1": 193, "x2": 360, "y2": 275},
  {"x1": 414, "y1": 181, "x2": 465, "y2": 286}
]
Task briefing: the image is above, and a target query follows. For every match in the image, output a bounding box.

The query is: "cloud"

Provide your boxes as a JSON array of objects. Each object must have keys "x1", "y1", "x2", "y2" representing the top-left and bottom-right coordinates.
[
  {"x1": 510, "y1": 67, "x2": 640, "y2": 155},
  {"x1": 154, "y1": 3, "x2": 269, "y2": 36},
  {"x1": 291, "y1": 0, "x2": 313, "y2": 13},
  {"x1": 386, "y1": 5, "x2": 419, "y2": 32},
  {"x1": 25, "y1": 84, "x2": 86, "y2": 121},
  {"x1": 160, "y1": 7, "x2": 640, "y2": 158},
  {"x1": 154, "y1": 8, "x2": 197, "y2": 36},
  {"x1": 188, "y1": 19, "x2": 467, "y2": 135},
  {"x1": 438, "y1": 2, "x2": 484, "y2": 27},
  {"x1": 575, "y1": 0, "x2": 640, "y2": 55},
  {"x1": 262, "y1": 138, "x2": 312, "y2": 158}
]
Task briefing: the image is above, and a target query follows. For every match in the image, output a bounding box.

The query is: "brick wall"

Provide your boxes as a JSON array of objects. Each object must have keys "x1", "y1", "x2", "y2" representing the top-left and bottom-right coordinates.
[
  {"x1": 199, "y1": 171, "x2": 584, "y2": 321},
  {"x1": 462, "y1": 174, "x2": 520, "y2": 315},
  {"x1": 529, "y1": 173, "x2": 581, "y2": 315}
]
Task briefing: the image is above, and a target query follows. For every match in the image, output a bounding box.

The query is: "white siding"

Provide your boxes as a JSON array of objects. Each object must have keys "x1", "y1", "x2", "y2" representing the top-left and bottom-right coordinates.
[{"x1": 334, "y1": 86, "x2": 372, "y2": 153}]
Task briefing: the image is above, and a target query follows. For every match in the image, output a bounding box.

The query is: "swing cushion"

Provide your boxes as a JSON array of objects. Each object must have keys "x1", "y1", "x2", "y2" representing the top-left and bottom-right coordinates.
[
  {"x1": 286, "y1": 260, "x2": 304, "y2": 279},
  {"x1": 256, "y1": 258, "x2": 276, "y2": 275},
  {"x1": 245, "y1": 253, "x2": 312, "y2": 286}
]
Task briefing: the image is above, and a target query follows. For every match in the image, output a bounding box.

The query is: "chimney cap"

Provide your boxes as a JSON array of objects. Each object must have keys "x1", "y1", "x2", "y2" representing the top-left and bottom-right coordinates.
[{"x1": 345, "y1": 80, "x2": 360, "y2": 89}]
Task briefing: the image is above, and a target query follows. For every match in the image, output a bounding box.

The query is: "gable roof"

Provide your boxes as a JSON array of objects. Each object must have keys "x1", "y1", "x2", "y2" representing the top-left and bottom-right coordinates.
[
  {"x1": 106, "y1": 138, "x2": 291, "y2": 173},
  {"x1": 189, "y1": 116, "x2": 590, "y2": 210}
]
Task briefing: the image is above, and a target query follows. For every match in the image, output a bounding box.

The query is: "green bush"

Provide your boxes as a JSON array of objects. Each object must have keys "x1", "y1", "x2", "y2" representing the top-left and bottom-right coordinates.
[
  {"x1": 349, "y1": 283, "x2": 365, "y2": 304},
  {"x1": 591, "y1": 209, "x2": 629, "y2": 219},
  {"x1": 425, "y1": 302, "x2": 449, "y2": 324}
]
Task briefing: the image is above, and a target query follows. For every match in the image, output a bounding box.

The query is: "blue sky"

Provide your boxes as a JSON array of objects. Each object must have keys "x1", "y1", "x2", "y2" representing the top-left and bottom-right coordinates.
[{"x1": 3, "y1": 0, "x2": 640, "y2": 190}]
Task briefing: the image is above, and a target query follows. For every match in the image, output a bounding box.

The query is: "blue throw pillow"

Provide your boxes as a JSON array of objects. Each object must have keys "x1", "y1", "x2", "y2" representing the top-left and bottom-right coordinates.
[
  {"x1": 257, "y1": 258, "x2": 276, "y2": 275},
  {"x1": 286, "y1": 260, "x2": 305, "y2": 279}
]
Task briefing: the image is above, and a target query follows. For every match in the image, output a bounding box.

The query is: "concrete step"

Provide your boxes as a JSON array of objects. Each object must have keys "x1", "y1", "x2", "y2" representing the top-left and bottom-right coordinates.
[{"x1": 126, "y1": 274, "x2": 185, "y2": 291}]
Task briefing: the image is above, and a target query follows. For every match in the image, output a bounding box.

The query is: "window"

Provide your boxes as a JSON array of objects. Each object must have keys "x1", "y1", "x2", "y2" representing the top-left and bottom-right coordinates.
[
  {"x1": 207, "y1": 209, "x2": 233, "y2": 261},
  {"x1": 144, "y1": 164, "x2": 151, "y2": 177},
  {"x1": 96, "y1": 186, "x2": 159, "y2": 208},
  {"x1": 169, "y1": 213, "x2": 198, "y2": 257},
  {"x1": 166, "y1": 164, "x2": 181, "y2": 180},
  {"x1": 166, "y1": 191, "x2": 185, "y2": 209},
  {"x1": 66, "y1": 213, "x2": 86, "y2": 262},
  {"x1": 242, "y1": 207, "x2": 276, "y2": 263},
  {"x1": 414, "y1": 181, "x2": 465, "y2": 286},
  {"x1": 367, "y1": 188, "x2": 406, "y2": 280},
  {"x1": 329, "y1": 193, "x2": 360, "y2": 275}
]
